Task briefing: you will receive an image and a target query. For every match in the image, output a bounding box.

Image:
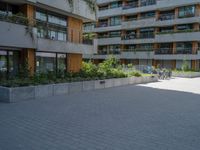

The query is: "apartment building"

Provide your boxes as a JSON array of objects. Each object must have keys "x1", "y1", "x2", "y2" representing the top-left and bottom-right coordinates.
[
  {"x1": 84, "y1": 0, "x2": 200, "y2": 70},
  {"x1": 0, "y1": 0, "x2": 95, "y2": 79}
]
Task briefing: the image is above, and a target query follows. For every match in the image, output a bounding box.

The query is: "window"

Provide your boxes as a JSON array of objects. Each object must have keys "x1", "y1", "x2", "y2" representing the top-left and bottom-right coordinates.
[
  {"x1": 110, "y1": 1, "x2": 122, "y2": 8},
  {"x1": 140, "y1": 11, "x2": 155, "y2": 19},
  {"x1": 48, "y1": 14, "x2": 66, "y2": 26},
  {"x1": 36, "y1": 52, "x2": 56, "y2": 73},
  {"x1": 36, "y1": 9, "x2": 68, "y2": 41},
  {"x1": 109, "y1": 45, "x2": 121, "y2": 54},
  {"x1": 160, "y1": 26, "x2": 174, "y2": 33},
  {"x1": 109, "y1": 31, "x2": 121, "y2": 37},
  {"x1": 177, "y1": 24, "x2": 193, "y2": 31},
  {"x1": 57, "y1": 54, "x2": 66, "y2": 72},
  {"x1": 178, "y1": 5, "x2": 195, "y2": 18},
  {"x1": 0, "y1": 50, "x2": 20, "y2": 80},
  {"x1": 0, "y1": 51, "x2": 7, "y2": 79},
  {"x1": 140, "y1": 28, "x2": 155, "y2": 38},
  {"x1": 110, "y1": 16, "x2": 121, "y2": 26},
  {"x1": 176, "y1": 42, "x2": 192, "y2": 54},
  {"x1": 36, "y1": 52, "x2": 67, "y2": 73},
  {"x1": 36, "y1": 11, "x2": 47, "y2": 21}
]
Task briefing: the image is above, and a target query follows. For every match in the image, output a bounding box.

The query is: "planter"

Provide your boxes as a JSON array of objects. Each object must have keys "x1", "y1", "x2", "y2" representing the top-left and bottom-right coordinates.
[
  {"x1": 69, "y1": 82, "x2": 83, "y2": 94},
  {"x1": 10, "y1": 86, "x2": 35, "y2": 103},
  {"x1": 83, "y1": 80, "x2": 95, "y2": 91},
  {"x1": 35, "y1": 84, "x2": 53, "y2": 99},
  {"x1": 0, "y1": 76, "x2": 158, "y2": 103},
  {"x1": 95, "y1": 80, "x2": 105, "y2": 89},
  {"x1": 53, "y1": 83, "x2": 69, "y2": 96}
]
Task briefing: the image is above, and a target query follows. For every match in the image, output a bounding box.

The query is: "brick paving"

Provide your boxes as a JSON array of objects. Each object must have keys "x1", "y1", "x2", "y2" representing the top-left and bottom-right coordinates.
[{"x1": 1, "y1": 78, "x2": 200, "y2": 150}]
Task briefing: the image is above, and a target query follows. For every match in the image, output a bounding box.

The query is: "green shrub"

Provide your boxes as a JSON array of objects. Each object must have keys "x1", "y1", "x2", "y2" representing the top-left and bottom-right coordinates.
[
  {"x1": 129, "y1": 71, "x2": 142, "y2": 77},
  {"x1": 181, "y1": 60, "x2": 190, "y2": 72}
]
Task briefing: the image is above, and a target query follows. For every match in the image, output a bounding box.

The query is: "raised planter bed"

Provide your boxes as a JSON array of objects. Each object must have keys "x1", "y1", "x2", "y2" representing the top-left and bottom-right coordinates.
[
  {"x1": 0, "y1": 76, "x2": 158, "y2": 103},
  {"x1": 172, "y1": 72, "x2": 200, "y2": 78}
]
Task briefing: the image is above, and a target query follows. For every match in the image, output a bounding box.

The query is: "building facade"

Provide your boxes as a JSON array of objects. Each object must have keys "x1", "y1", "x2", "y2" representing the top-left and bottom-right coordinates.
[
  {"x1": 84, "y1": 0, "x2": 200, "y2": 70},
  {"x1": 0, "y1": 0, "x2": 95, "y2": 79}
]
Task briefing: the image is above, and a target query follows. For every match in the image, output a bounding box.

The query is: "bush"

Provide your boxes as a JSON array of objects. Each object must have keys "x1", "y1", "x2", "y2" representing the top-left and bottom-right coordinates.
[
  {"x1": 81, "y1": 61, "x2": 98, "y2": 78},
  {"x1": 129, "y1": 71, "x2": 142, "y2": 77}
]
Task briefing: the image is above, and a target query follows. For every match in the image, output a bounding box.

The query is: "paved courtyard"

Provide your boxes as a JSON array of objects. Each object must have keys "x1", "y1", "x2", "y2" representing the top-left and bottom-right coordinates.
[{"x1": 0, "y1": 78, "x2": 200, "y2": 150}]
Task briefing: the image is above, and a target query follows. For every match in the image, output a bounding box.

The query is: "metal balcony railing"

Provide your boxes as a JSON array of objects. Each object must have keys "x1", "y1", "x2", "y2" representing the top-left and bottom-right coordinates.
[
  {"x1": 155, "y1": 48, "x2": 173, "y2": 54},
  {"x1": 158, "y1": 14, "x2": 175, "y2": 21},
  {"x1": 123, "y1": 1, "x2": 139, "y2": 9}
]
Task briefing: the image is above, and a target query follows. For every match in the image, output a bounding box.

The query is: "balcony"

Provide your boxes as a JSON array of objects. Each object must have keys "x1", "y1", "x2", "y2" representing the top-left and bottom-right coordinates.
[
  {"x1": 95, "y1": 24, "x2": 121, "y2": 32},
  {"x1": 29, "y1": 0, "x2": 96, "y2": 21},
  {"x1": 97, "y1": 36, "x2": 121, "y2": 45},
  {"x1": 157, "y1": 0, "x2": 200, "y2": 10},
  {"x1": 155, "y1": 16, "x2": 200, "y2": 27},
  {"x1": 98, "y1": 7, "x2": 122, "y2": 18},
  {"x1": 121, "y1": 50, "x2": 154, "y2": 59},
  {"x1": 155, "y1": 48, "x2": 173, "y2": 55},
  {"x1": 122, "y1": 18, "x2": 155, "y2": 29},
  {"x1": 123, "y1": 1, "x2": 139, "y2": 10},
  {"x1": 154, "y1": 48, "x2": 200, "y2": 60},
  {"x1": 0, "y1": 20, "x2": 36, "y2": 49},
  {"x1": 122, "y1": 33, "x2": 155, "y2": 44},
  {"x1": 0, "y1": 13, "x2": 94, "y2": 55},
  {"x1": 122, "y1": 1, "x2": 156, "y2": 15},
  {"x1": 158, "y1": 14, "x2": 175, "y2": 21},
  {"x1": 155, "y1": 30, "x2": 200, "y2": 42}
]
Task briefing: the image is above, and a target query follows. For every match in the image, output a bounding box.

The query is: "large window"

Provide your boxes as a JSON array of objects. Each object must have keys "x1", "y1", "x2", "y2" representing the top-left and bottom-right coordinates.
[
  {"x1": 0, "y1": 50, "x2": 20, "y2": 80},
  {"x1": 36, "y1": 52, "x2": 66, "y2": 73},
  {"x1": 36, "y1": 9, "x2": 67, "y2": 41},
  {"x1": 110, "y1": 16, "x2": 121, "y2": 26},
  {"x1": 178, "y1": 5, "x2": 195, "y2": 18},
  {"x1": 176, "y1": 42, "x2": 192, "y2": 54}
]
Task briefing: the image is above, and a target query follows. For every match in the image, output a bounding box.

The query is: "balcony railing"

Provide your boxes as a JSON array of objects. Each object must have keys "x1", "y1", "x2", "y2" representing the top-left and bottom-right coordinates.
[
  {"x1": 122, "y1": 33, "x2": 155, "y2": 40},
  {"x1": 157, "y1": 29, "x2": 200, "y2": 35},
  {"x1": 0, "y1": 12, "x2": 28, "y2": 25},
  {"x1": 155, "y1": 48, "x2": 173, "y2": 54},
  {"x1": 123, "y1": 48, "x2": 154, "y2": 52},
  {"x1": 176, "y1": 48, "x2": 193, "y2": 54},
  {"x1": 158, "y1": 14, "x2": 175, "y2": 21},
  {"x1": 123, "y1": 1, "x2": 139, "y2": 9},
  {"x1": 96, "y1": 50, "x2": 121, "y2": 55},
  {"x1": 140, "y1": 0, "x2": 156, "y2": 6}
]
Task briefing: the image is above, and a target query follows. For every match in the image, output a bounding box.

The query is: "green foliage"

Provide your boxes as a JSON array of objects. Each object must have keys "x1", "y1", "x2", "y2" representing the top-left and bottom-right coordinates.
[
  {"x1": 0, "y1": 57, "x2": 145, "y2": 87},
  {"x1": 18, "y1": 59, "x2": 30, "y2": 79},
  {"x1": 128, "y1": 71, "x2": 142, "y2": 77},
  {"x1": 81, "y1": 61, "x2": 98, "y2": 78},
  {"x1": 181, "y1": 60, "x2": 190, "y2": 72}
]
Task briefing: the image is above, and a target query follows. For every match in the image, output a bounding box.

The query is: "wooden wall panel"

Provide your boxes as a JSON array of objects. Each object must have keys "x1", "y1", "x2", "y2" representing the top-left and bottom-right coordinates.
[
  {"x1": 67, "y1": 53, "x2": 83, "y2": 72},
  {"x1": 68, "y1": 17, "x2": 83, "y2": 43}
]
